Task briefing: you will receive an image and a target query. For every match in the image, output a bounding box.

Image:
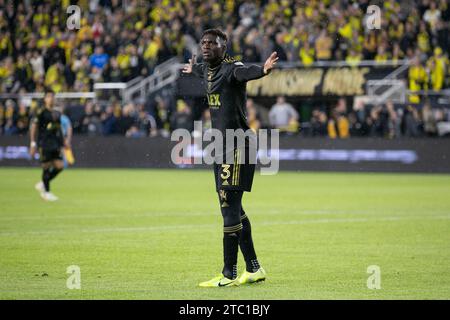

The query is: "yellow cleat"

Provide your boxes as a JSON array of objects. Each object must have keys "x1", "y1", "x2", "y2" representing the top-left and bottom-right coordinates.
[
  {"x1": 238, "y1": 267, "x2": 266, "y2": 285},
  {"x1": 199, "y1": 274, "x2": 239, "y2": 287}
]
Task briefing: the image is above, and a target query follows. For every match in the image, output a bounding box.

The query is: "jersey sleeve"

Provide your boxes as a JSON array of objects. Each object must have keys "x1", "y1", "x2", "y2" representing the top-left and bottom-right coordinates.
[{"x1": 230, "y1": 62, "x2": 266, "y2": 82}]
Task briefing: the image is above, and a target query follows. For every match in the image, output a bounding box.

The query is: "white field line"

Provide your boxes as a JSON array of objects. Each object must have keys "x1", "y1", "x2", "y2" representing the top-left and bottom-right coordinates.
[
  {"x1": 0, "y1": 215, "x2": 449, "y2": 237},
  {"x1": 0, "y1": 209, "x2": 448, "y2": 221},
  {"x1": 0, "y1": 210, "x2": 372, "y2": 221}
]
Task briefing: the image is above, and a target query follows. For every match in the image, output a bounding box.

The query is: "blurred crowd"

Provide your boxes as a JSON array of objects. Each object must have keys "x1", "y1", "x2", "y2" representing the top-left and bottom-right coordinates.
[
  {"x1": 0, "y1": 95, "x2": 197, "y2": 138},
  {"x1": 257, "y1": 96, "x2": 450, "y2": 138},
  {"x1": 0, "y1": 0, "x2": 449, "y2": 95},
  {"x1": 2, "y1": 95, "x2": 450, "y2": 138},
  {"x1": 0, "y1": 0, "x2": 449, "y2": 139}
]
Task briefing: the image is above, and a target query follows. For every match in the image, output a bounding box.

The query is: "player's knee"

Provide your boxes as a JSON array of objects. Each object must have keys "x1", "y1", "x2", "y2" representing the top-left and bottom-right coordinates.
[
  {"x1": 223, "y1": 211, "x2": 242, "y2": 229},
  {"x1": 54, "y1": 161, "x2": 64, "y2": 170},
  {"x1": 221, "y1": 205, "x2": 241, "y2": 229},
  {"x1": 41, "y1": 162, "x2": 51, "y2": 170}
]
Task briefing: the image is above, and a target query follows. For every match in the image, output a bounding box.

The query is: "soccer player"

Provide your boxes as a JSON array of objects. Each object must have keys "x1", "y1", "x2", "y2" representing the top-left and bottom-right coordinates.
[
  {"x1": 182, "y1": 29, "x2": 278, "y2": 287},
  {"x1": 29, "y1": 90, "x2": 65, "y2": 201}
]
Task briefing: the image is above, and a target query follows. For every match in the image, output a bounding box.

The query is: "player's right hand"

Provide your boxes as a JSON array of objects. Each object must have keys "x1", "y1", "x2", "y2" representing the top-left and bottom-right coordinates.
[{"x1": 182, "y1": 54, "x2": 196, "y2": 74}]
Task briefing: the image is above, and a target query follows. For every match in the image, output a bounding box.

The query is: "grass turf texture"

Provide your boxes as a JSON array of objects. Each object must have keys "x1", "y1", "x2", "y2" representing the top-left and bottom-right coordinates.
[{"x1": 0, "y1": 168, "x2": 449, "y2": 300}]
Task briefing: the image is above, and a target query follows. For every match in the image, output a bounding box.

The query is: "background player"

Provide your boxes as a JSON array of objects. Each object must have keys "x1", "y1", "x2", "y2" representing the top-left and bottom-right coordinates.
[
  {"x1": 29, "y1": 90, "x2": 65, "y2": 201},
  {"x1": 183, "y1": 29, "x2": 278, "y2": 287}
]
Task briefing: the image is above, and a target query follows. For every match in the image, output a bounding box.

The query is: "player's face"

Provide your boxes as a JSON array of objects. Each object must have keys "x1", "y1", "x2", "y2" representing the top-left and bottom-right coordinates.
[
  {"x1": 44, "y1": 93, "x2": 54, "y2": 107},
  {"x1": 200, "y1": 34, "x2": 225, "y2": 64}
]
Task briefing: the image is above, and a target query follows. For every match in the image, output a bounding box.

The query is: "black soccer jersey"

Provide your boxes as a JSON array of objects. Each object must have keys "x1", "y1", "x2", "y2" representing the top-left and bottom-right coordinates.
[
  {"x1": 192, "y1": 57, "x2": 266, "y2": 135},
  {"x1": 33, "y1": 106, "x2": 64, "y2": 150}
]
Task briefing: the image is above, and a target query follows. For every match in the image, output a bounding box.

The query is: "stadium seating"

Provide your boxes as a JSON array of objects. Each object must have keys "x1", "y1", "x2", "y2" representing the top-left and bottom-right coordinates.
[{"x1": 0, "y1": 0, "x2": 449, "y2": 138}]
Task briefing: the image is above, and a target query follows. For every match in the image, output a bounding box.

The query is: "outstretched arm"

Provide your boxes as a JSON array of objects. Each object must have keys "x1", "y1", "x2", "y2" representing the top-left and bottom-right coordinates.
[
  {"x1": 182, "y1": 54, "x2": 204, "y2": 78},
  {"x1": 233, "y1": 52, "x2": 279, "y2": 82}
]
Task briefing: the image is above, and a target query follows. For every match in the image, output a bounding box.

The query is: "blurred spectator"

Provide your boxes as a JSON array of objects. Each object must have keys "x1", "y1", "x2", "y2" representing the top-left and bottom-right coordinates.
[
  {"x1": 45, "y1": 62, "x2": 66, "y2": 93},
  {"x1": 81, "y1": 101, "x2": 102, "y2": 135},
  {"x1": 375, "y1": 45, "x2": 389, "y2": 64},
  {"x1": 391, "y1": 43, "x2": 405, "y2": 64},
  {"x1": 346, "y1": 49, "x2": 363, "y2": 66},
  {"x1": 367, "y1": 105, "x2": 385, "y2": 137},
  {"x1": 170, "y1": 99, "x2": 193, "y2": 132},
  {"x1": 246, "y1": 99, "x2": 261, "y2": 132},
  {"x1": 135, "y1": 104, "x2": 157, "y2": 137},
  {"x1": 409, "y1": 56, "x2": 429, "y2": 104},
  {"x1": 328, "y1": 99, "x2": 350, "y2": 139},
  {"x1": 154, "y1": 95, "x2": 171, "y2": 137},
  {"x1": 89, "y1": 46, "x2": 109, "y2": 70},
  {"x1": 101, "y1": 105, "x2": 117, "y2": 136},
  {"x1": 422, "y1": 101, "x2": 438, "y2": 136},
  {"x1": 129, "y1": 45, "x2": 148, "y2": 79},
  {"x1": 15, "y1": 102, "x2": 29, "y2": 135},
  {"x1": 402, "y1": 105, "x2": 421, "y2": 137},
  {"x1": 386, "y1": 101, "x2": 401, "y2": 139},
  {"x1": 242, "y1": 30, "x2": 261, "y2": 63},
  {"x1": 3, "y1": 99, "x2": 17, "y2": 135},
  {"x1": 423, "y1": 1, "x2": 441, "y2": 31},
  {"x1": 269, "y1": 96, "x2": 299, "y2": 133},
  {"x1": 246, "y1": 98, "x2": 269, "y2": 129},
  {"x1": 239, "y1": 1, "x2": 259, "y2": 28},
  {"x1": 310, "y1": 109, "x2": 328, "y2": 136},
  {"x1": 348, "y1": 111, "x2": 365, "y2": 137},
  {"x1": 103, "y1": 57, "x2": 123, "y2": 82},
  {"x1": 315, "y1": 30, "x2": 333, "y2": 61},
  {"x1": 30, "y1": 50, "x2": 45, "y2": 78},
  {"x1": 427, "y1": 47, "x2": 448, "y2": 91},
  {"x1": 366, "y1": 101, "x2": 401, "y2": 138},
  {"x1": 116, "y1": 103, "x2": 136, "y2": 135},
  {"x1": 126, "y1": 125, "x2": 145, "y2": 138},
  {"x1": 4, "y1": 118, "x2": 17, "y2": 135},
  {"x1": 299, "y1": 41, "x2": 315, "y2": 66}
]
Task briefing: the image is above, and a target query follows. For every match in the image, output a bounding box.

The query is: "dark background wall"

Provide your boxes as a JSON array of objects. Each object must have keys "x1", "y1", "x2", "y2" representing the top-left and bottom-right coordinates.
[{"x1": 0, "y1": 136, "x2": 449, "y2": 173}]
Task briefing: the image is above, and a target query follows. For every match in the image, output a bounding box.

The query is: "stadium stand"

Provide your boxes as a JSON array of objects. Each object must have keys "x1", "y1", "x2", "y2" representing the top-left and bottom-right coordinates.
[{"x1": 0, "y1": 0, "x2": 449, "y2": 138}]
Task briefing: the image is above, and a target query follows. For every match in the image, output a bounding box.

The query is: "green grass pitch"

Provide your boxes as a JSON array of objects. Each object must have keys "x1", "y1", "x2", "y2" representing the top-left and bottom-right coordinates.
[{"x1": 0, "y1": 168, "x2": 449, "y2": 299}]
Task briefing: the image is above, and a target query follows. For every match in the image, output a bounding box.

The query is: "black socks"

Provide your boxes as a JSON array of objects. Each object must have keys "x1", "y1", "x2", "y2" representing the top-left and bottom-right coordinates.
[
  {"x1": 222, "y1": 231, "x2": 241, "y2": 280},
  {"x1": 219, "y1": 190, "x2": 261, "y2": 278},
  {"x1": 240, "y1": 214, "x2": 260, "y2": 273},
  {"x1": 42, "y1": 167, "x2": 63, "y2": 192}
]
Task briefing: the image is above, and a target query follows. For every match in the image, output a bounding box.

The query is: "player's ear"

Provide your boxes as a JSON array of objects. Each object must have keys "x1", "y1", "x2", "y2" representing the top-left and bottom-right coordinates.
[{"x1": 222, "y1": 44, "x2": 227, "y2": 57}]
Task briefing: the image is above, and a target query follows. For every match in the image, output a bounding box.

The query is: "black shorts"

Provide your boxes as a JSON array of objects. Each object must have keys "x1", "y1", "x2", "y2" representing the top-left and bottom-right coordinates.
[
  {"x1": 213, "y1": 148, "x2": 256, "y2": 192},
  {"x1": 39, "y1": 147, "x2": 63, "y2": 163}
]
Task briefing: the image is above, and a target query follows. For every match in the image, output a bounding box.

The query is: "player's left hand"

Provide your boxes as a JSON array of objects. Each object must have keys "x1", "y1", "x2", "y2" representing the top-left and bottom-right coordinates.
[
  {"x1": 29, "y1": 145, "x2": 36, "y2": 157},
  {"x1": 263, "y1": 52, "x2": 279, "y2": 75}
]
